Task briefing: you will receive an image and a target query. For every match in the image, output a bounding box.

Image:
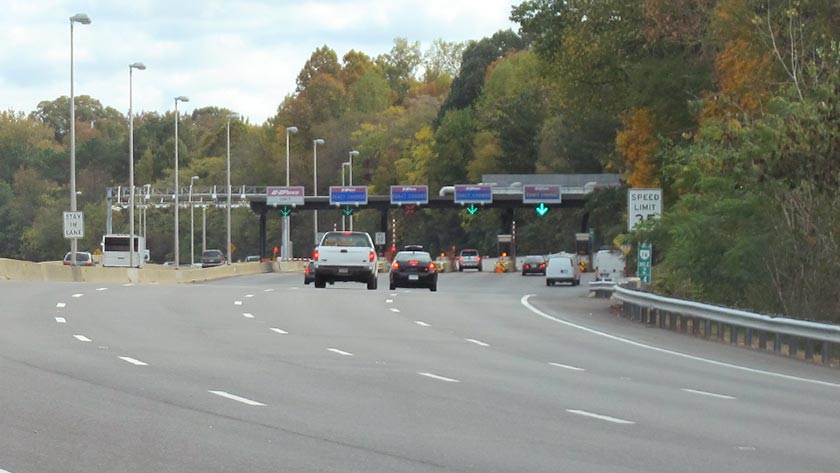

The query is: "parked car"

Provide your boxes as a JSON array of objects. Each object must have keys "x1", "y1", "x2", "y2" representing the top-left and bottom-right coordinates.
[
  {"x1": 200, "y1": 249, "x2": 226, "y2": 268},
  {"x1": 63, "y1": 251, "x2": 94, "y2": 267},
  {"x1": 457, "y1": 249, "x2": 482, "y2": 271},
  {"x1": 390, "y1": 249, "x2": 438, "y2": 291},
  {"x1": 546, "y1": 254, "x2": 580, "y2": 286},
  {"x1": 521, "y1": 255, "x2": 547, "y2": 276}
]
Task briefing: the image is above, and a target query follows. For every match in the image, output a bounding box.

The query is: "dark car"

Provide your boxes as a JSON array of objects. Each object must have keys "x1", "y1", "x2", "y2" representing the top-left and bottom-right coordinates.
[
  {"x1": 200, "y1": 249, "x2": 225, "y2": 268},
  {"x1": 304, "y1": 260, "x2": 315, "y2": 285},
  {"x1": 389, "y1": 250, "x2": 438, "y2": 291},
  {"x1": 521, "y1": 255, "x2": 547, "y2": 276}
]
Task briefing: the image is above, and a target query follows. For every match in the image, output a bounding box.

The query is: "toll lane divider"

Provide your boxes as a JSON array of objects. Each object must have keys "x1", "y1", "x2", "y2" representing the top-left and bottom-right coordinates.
[{"x1": 611, "y1": 284, "x2": 840, "y2": 367}]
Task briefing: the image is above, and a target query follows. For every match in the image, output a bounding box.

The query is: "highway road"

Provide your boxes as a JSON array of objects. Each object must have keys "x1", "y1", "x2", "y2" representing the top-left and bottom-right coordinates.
[{"x1": 1, "y1": 268, "x2": 839, "y2": 472}]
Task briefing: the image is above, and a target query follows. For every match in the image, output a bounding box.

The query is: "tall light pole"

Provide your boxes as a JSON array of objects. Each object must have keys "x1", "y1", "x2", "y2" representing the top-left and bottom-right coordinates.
[
  {"x1": 226, "y1": 113, "x2": 240, "y2": 265},
  {"x1": 173, "y1": 95, "x2": 189, "y2": 269},
  {"x1": 128, "y1": 61, "x2": 145, "y2": 268},
  {"x1": 341, "y1": 161, "x2": 350, "y2": 231},
  {"x1": 283, "y1": 125, "x2": 298, "y2": 260},
  {"x1": 189, "y1": 176, "x2": 199, "y2": 266},
  {"x1": 312, "y1": 138, "x2": 325, "y2": 245},
  {"x1": 143, "y1": 184, "x2": 151, "y2": 244},
  {"x1": 348, "y1": 150, "x2": 359, "y2": 231},
  {"x1": 202, "y1": 204, "x2": 207, "y2": 253},
  {"x1": 69, "y1": 13, "x2": 91, "y2": 267}
]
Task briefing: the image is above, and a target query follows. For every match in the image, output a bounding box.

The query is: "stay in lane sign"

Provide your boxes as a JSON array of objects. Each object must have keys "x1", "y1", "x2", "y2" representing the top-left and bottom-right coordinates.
[{"x1": 63, "y1": 211, "x2": 84, "y2": 239}]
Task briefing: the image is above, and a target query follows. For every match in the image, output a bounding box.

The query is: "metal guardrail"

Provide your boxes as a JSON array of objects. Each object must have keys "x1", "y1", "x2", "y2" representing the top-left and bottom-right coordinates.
[{"x1": 611, "y1": 285, "x2": 840, "y2": 367}]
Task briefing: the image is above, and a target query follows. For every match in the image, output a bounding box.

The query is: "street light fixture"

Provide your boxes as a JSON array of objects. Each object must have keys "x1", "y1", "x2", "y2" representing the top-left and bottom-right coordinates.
[
  {"x1": 348, "y1": 150, "x2": 359, "y2": 231},
  {"x1": 283, "y1": 125, "x2": 298, "y2": 260},
  {"x1": 69, "y1": 12, "x2": 91, "y2": 267},
  {"x1": 226, "y1": 113, "x2": 241, "y2": 265},
  {"x1": 128, "y1": 61, "x2": 146, "y2": 269},
  {"x1": 173, "y1": 95, "x2": 189, "y2": 269},
  {"x1": 189, "y1": 176, "x2": 199, "y2": 266},
  {"x1": 312, "y1": 138, "x2": 325, "y2": 245}
]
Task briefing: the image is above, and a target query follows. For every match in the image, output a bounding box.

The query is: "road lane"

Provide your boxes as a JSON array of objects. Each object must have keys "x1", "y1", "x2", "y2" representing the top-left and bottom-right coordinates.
[{"x1": 1, "y1": 271, "x2": 838, "y2": 472}]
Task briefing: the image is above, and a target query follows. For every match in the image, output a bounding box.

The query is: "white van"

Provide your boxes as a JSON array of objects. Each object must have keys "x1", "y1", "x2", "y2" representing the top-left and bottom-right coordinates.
[
  {"x1": 593, "y1": 250, "x2": 625, "y2": 282},
  {"x1": 546, "y1": 254, "x2": 580, "y2": 286}
]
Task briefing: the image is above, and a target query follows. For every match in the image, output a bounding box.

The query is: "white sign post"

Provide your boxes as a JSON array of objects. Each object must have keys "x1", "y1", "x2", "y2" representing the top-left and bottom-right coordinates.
[
  {"x1": 627, "y1": 189, "x2": 662, "y2": 231},
  {"x1": 374, "y1": 232, "x2": 386, "y2": 245},
  {"x1": 63, "y1": 211, "x2": 85, "y2": 239}
]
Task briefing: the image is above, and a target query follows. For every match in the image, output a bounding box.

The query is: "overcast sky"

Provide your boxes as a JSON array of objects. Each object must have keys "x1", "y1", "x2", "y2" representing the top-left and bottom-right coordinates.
[{"x1": 2, "y1": 1, "x2": 519, "y2": 124}]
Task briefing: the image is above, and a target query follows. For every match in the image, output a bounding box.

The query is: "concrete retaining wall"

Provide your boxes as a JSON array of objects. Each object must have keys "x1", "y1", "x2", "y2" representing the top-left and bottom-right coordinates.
[{"x1": 0, "y1": 258, "x2": 294, "y2": 284}]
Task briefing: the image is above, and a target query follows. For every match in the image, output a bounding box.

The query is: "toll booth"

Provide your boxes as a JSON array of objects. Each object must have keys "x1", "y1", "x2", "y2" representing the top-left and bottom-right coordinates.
[{"x1": 575, "y1": 232, "x2": 592, "y2": 272}]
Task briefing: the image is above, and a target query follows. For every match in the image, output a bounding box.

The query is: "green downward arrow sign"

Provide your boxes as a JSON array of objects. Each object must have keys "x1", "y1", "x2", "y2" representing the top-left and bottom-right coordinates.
[
  {"x1": 535, "y1": 203, "x2": 549, "y2": 216},
  {"x1": 280, "y1": 206, "x2": 292, "y2": 216},
  {"x1": 342, "y1": 206, "x2": 354, "y2": 216},
  {"x1": 466, "y1": 204, "x2": 478, "y2": 215}
]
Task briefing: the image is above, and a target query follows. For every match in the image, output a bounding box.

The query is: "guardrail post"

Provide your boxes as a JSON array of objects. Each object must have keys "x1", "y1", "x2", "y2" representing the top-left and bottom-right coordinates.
[
  {"x1": 744, "y1": 328, "x2": 752, "y2": 348},
  {"x1": 704, "y1": 319, "x2": 712, "y2": 338},
  {"x1": 659, "y1": 311, "x2": 666, "y2": 329},
  {"x1": 789, "y1": 337, "x2": 798, "y2": 358},
  {"x1": 774, "y1": 333, "x2": 782, "y2": 353},
  {"x1": 730, "y1": 325, "x2": 738, "y2": 344},
  {"x1": 759, "y1": 331, "x2": 768, "y2": 351},
  {"x1": 823, "y1": 342, "x2": 833, "y2": 366}
]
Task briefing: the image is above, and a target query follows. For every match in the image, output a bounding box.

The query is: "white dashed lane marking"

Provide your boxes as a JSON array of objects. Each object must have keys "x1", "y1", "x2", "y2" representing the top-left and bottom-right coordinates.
[
  {"x1": 73, "y1": 335, "x2": 92, "y2": 342},
  {"x1": 55, "y1": 317, "x2": 67, "y2": 323},
  {"x1": 234, "y1": 301, "x2": 243, "y2": 306},
  {"x1": 119, "y1": 356, "x2": 148, "y2": 366},
  {"x1": 245, "y1": 294, "x2": 254, "y2": 298},
  {"x1": 566, "y1": 409, "x2": 635, "y2": 425},
  {"x1": 209, "y1": 390, "x2": 266, "y2": 406},
  {"x1": 263, "y1": 289, "x2": 275, "y2": 292},
  {"x1": 389, "y1": 293, "x2": 397, "y2": 297},
  {"x1": 418, "y1": 372, "x2": 460, "y2": 383},
  {"x1": 96, "y1": 287, "x2": 108, "y2": 291},
  {"x1": 681, "y1": 388, "x2": 737, "y2": 400},
  {"x1": 56, "y1": 303, "x2": 66, "y2": 308},
  {"x1": 389, "y1": 308, "x2": 400, "y2": 313},
  {"x1": 385, "y1": 299, "x2": 394, "y2": 303},
  {"x1": 327, "y1": 348, "x2": 354, "y2": 356},
  {"x1": 549, "y1": 362, "x2": 585, "y2": 372},
  {"x1": 270, "y1": 328, "x2": 288, "y2": 335},
  {"x1": 414, "y1": 321, "x2": 430, "y2": 327},
  {"x1": 71, "y1": 293, "x2": 84, "y2": 298},
  {"x1": 242, "y1": 313, "x2": 255, "y2": 319},
  {"x1": 465, "y1": 338, "x2": 489, "y2": 347}
]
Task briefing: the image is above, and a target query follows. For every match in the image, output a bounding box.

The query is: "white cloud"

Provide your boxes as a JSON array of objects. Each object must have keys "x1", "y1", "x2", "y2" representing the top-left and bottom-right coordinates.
[{"x1": 0, "y1": 0, "x2": 518, "y2": 123}]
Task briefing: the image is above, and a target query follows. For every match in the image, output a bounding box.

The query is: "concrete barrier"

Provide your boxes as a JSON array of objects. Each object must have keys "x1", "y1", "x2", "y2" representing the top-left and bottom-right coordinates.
[{"x1": 0, "y1": 258, "x2": 296, "y2": 285}]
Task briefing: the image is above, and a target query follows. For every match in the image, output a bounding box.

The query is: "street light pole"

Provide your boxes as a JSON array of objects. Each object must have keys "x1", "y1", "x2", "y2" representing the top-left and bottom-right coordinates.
[
  {"x1": 226, "y1": 113, "x2": 240, "y2": 265},
  {"x1": 69, "y1": 13, "x2": 90, "y2": 267},
  {"x1": 173, "y1": 96, "x2": 189, "y2": 268},
  {"x1": 341, "y1": 162, "x2": 349, "y2": 231},
  {"x1": 128, "y1": 62, "x2": 145, "y2": 269},
  {"x1": 313, "y1": 138, "x2": 324, "y2": 245},
  {"x1": 349, "y1": 150, "x2": 359, "y2": 231},
  {"x1": 283, "y1": 126, "x2": 298, "y2": 260},
  {"x1": 189, "y1": 176, "x2": 199, "y2": 266}
]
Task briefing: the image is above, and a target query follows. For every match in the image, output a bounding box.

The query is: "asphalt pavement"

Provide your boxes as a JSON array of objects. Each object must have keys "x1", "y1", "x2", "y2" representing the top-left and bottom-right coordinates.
[{"x1": 1, "y1": 266, "x2": 839, "y2": 472}]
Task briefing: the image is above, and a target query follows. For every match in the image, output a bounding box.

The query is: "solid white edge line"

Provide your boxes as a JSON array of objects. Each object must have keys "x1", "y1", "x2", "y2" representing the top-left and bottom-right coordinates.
[
  {"x1": 681, "y1": 388, "x2": 737, "y2": 400},
  {"x1": 521, "y1": 295, "x2": 840, "y2": 389},
  {"x1": 270, "y1": 328, "x2": 288, "y2": 334},
  {"x1": 1, "y1": 468, "x2": 14, "y2": 473},
  {"x1": 566, "y1": 409, "x2": 635, "y2": 425},
  {"x1": 327, "y1": 348, "x2": 354, "y2": 356},
  {"x1": 208, "y1": 390, "x2": 266, "y2": 406},
  {"x1": 118, "y1": 356, "x2": 148, "y2": 366},
  {"x1": 73, "y1": 335, "x2": 91, "y2": 342},
  {"x1": 414, "y1": 320, "x2": 430, "y2": 327},
  {"x1": 56, "y1": 303, "x2": 66, "y2": 308},
  {"x1": 55, "y1": 317, "x2": 67, "y2": 323},
  {"x1": 418, "y1": 372, "x2": 460, "y2": 383},
  {"x1": 242, "y1": 313, "x2": 255, "y2": 318},
  {"x1": 389, "y1": 308, "x2": 400, "y2": 313},
  {"x1": 465, "y1": 338, "x2": 490, "y2": 347},
  {"x1": 549, "y1": 362, "x2": 585, "y2": 371}
]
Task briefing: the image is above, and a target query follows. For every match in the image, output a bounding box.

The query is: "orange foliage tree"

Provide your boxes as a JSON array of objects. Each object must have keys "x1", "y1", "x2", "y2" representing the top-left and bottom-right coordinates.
[{"x1": 616, "y1": 107, "x2": 658, "y2": 188}]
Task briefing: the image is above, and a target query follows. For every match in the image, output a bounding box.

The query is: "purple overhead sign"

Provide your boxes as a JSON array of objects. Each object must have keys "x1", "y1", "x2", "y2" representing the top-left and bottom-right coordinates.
[
  {"x1": 329, "y1": 186, "x2": 368, "y2": 205},
  {"x1": 266, "y1": 186, "x2": 306, "y2": 206},
  {"x1": 522, "y1": 185, "x2": 562, "y2": 204},
  {"x1": 390, "y1": 185, "x2": 429, "y2": 205}
]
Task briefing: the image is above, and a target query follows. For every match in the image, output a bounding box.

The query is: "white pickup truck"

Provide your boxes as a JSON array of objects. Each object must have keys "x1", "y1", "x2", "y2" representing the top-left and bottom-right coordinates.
[{"x1": 312, "y1": 231, "x2": 378, "y2": 290}]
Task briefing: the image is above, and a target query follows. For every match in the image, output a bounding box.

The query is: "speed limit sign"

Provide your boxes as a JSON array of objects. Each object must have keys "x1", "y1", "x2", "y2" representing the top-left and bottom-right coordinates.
[{"x1": 627, "y1": 189, "x2": 662, "y2": 231}]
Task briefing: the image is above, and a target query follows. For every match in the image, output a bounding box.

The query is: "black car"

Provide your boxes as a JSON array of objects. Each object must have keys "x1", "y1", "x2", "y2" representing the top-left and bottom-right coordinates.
[
  {"x1": 389, "y1": 250, "x2": 438, "y2": 291},
  {"x1": 200, "y1": 249, "x2": 225, "y2": 268},
  {"x1": 521, "y1": 255, "x2": 547, "y2": 276},
  {"x1": 304, "y1": 260, "x2": 315, "y2": 285}
]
